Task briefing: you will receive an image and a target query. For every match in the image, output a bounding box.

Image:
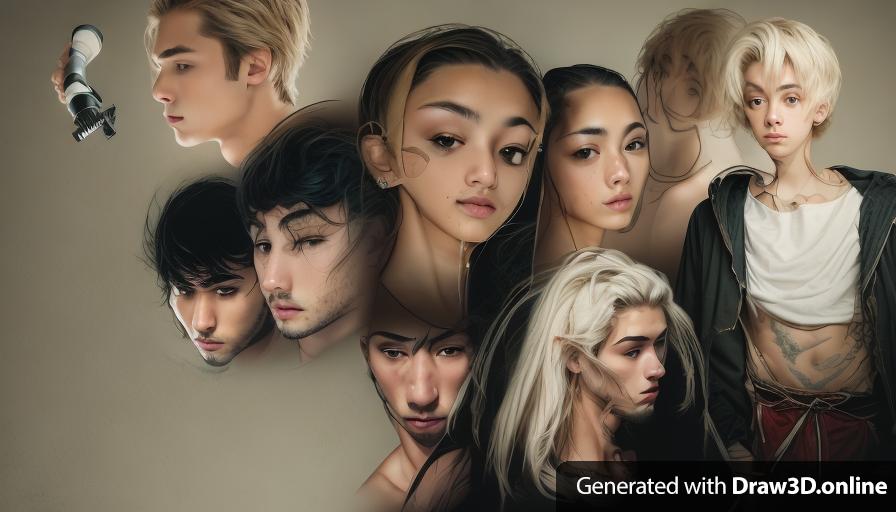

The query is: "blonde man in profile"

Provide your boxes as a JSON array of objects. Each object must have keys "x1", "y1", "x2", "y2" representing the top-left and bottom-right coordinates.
[{"x1": 52, "y1": 0, "x2": 310, "y2": 167}]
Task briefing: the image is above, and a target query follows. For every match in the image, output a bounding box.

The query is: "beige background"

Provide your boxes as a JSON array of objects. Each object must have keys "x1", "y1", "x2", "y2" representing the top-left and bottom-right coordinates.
[{"x1": 1, "y1": 0, "x2": 893, "y2": 510}]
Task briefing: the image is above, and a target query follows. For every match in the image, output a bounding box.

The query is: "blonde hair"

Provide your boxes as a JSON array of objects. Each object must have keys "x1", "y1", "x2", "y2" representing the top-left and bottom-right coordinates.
[
  {"x1": 486, "y1": 248, "x2": 704, "y2": 500},
  {"x1": 637, "y1": 8, "x2": 744, "y2": 121},
  {"x1": 722, "y1": 18, "x2": 842, "y2": 136},
  {"x1": 145, "y1": 0, "x2": 310, "y2": 105}
]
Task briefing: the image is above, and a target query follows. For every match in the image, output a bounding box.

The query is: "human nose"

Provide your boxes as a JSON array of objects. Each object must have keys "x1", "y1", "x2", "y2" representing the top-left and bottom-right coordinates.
[
  {"x1": 259, "y1": 249, "x2": 290, "y2": 297},
  {"x1": 192, "y1": 294, "x2": 216, "y2": 334},
  {"x1": 465, "y1": 145, "x2": 498, "y2": 189},
  {"x1": 152, "y1": 70, "x2": 173, "y2": 104},
  {"x1": 645, "y1": 350, "x2": 666, "y2": 381},
  {"x1": 605, "y1": 149, "x2": 631, "y2": 188},
  {"x1": 765, "y1": 101, "x2": 782, "y2": 127},
  {"x1": 406, "y1": 354, "x2": 439, "y2": 412}
]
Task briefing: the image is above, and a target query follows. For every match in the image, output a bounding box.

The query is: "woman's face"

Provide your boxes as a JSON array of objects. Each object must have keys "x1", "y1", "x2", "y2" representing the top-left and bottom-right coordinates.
[
  {"x1": 396, "y1": 63, "x2": 540, "y2": 243},
  {"x1": 546, "y1": 85, "x2": 649, "y2": 235},
  {"x1": 578, "y1": 305, "x2": 667, "y2": 421}
]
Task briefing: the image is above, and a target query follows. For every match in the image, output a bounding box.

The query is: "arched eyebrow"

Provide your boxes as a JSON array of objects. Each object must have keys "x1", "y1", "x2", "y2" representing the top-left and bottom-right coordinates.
[
  {"x1": 368, "y1": 328, "x2": 467, "y2": 354},
  {"x1": 744, "y1": 82, "x2": 802, "y2": 94},
  {"x1": 559, "y1": 121, "x2": 645, "y2": 141},
  {"x1": 420, "y1": 101, "x2": 536, "y2": 133},
  {"x1": 612, "y1": 328, "x2": 668, "y2": 346},
  {"x1": 421, "y1": 101, "x2": 480, "y2": 122},
  {"x1": 155, "y1": 45, "x2": 195, "y2": 61}
]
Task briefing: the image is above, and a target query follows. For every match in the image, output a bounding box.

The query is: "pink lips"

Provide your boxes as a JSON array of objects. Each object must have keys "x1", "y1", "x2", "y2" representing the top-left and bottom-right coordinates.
[
  {"x1": 270, "y1": 301, "x2": 303, "y2": 321},
  {"x1": 639, "y1": 386, "x2": 660, "y2": 404},
  {"x1": 165, "y1": 115, "x2": 183, "y2": 124},
  {"x1": 764, "y1": 133, "x2": 786, "y2": 142},
  {"x1": 195, "y1": 338, "x2": 224, "y2": 352},
  {"x1": 457, "y1": 197, "x2": 496, "y2": 219},
  {"x1": 604, "y1": 193, "x2": 633, "y2": 212},
  {"x1": 405, "y1": 417, "x2": 446, "y2": 431}
]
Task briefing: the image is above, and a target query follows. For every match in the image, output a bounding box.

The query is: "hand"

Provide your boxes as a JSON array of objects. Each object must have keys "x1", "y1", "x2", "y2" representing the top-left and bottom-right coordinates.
[{"x1": 50, "y1": 42, "x2": 71, "y2": 104}]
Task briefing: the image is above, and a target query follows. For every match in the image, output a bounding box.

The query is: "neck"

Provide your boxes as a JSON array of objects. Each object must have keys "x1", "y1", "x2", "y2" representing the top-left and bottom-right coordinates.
[
  {"x1": 235, "y1": 329, "x2": 300, "y2": 365},
  {"x1": 380, "y1": 190, "x2": 471, "y2": 327},
  {"x1": 393, "y1": 426, "x2": 436, "y2": 490},
  {"x1": 564, "y1": 390, "x2": 621, "y2": 462},
  {"x1": 534, "y1": 188, "x2": 604, "y2": 271},
  {"x1": 770, "y1": 137, "x2": 816, "y2": 191},
  {"x1": 217, "y1": 89, "x2": 295, "y2": 167},
  {"x1": 298, "y1": 299, "x2": 372, "y2": 363}
]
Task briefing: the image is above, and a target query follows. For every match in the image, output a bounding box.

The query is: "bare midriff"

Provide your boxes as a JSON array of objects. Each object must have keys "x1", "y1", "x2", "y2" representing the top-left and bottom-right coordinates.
[{"x1": 743, "y1": 300, "x2": 873, "y2": 394}]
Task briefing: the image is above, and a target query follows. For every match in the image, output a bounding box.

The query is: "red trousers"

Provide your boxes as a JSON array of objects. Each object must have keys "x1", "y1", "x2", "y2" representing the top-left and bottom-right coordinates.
[{"x1": 753, "y1": 379, "x2": 879, "y2": 461}]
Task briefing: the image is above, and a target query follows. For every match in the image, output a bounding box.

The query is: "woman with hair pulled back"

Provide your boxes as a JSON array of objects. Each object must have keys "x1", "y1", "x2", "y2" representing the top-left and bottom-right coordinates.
[
  {"x1": 355, "y1": 25, "x2": 547, "y2": 509},
  {"x1": 533, "y1": 65, "x2": 650, "y2": 271}
]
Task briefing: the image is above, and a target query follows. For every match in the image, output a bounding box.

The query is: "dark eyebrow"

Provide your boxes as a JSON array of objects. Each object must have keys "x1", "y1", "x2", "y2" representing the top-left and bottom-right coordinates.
[
  {"x1": 559, "y1": 126, "x2": 606, "y2": 140},
  {"x1": 744, "y1": 81, "x2": 764, "y2": 93},
  {"x1": 156, "y1": 45, "x2": 195, "y2": 60},
  {"x1": 613, "y1": 328, "x2": 668, "y2": 346},
  {"x1": 368, "y1": 328, "x2": 467, "y2": 354},
  {"x1": 623, "y1": 121, "x2": 646, "y2": 136},
  {"x1": 368, "y1": 331, "x2": 417, "y2": 343},
  {"x1": 175, "y1": 272, "x2": 245, "y2": 290},
  {"x1": 613, "y1": 335, "x2": 649, "y2": 346},
  {"x1": 559, "y1": 121, "x2": 644, "y2": 141},
  {"x1": 420, "y1": 101, "x2": 480, "y2": 123},
  {"x1": 278, "y1": 208, "x2": 314, "y2": 231},
  {"x1": 506, "y1": 116, "x2": 536, "y2": 133}
]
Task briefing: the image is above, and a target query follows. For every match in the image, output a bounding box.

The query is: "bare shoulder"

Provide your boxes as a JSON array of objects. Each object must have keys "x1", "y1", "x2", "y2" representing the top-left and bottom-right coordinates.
[
  {"x1": 357, "y1": 449, "x2": 406, "y2": 512},
  {"x1": 404, "y1": 449, "x2": 471, "y2": 512}
]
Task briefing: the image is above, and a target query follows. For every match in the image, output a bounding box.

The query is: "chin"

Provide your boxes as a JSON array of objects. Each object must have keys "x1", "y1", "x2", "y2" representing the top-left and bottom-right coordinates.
[
  {"x1": 456, "y1": 222, "x2": 503, "y2": 244},
  {"x1": 617, "y1": 405, "x2": 655, "y2": 424},
  {"x1": 173, "y1": 132, "x2": 204, "y2": 148}
]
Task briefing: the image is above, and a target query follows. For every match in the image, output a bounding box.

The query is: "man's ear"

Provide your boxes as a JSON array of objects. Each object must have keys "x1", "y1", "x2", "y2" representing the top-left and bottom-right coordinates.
[
  {"x1": 244, "y1": 48, "x2": 273, "y2": 86},
  {"x1": 360, "y1": 134, "x2": 399, "y2": 188},
  {"x1": 813, "y1": 101, "x2": 830, "y2": 127},
  {"x1": 559, "y1": 337, "x2": 583, "y2": 374}
]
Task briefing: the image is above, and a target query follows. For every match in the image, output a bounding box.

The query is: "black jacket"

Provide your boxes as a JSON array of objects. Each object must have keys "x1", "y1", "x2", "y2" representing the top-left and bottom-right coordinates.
[{"x1": 675, "y1": 165, "x2": 896, "y2": 457}]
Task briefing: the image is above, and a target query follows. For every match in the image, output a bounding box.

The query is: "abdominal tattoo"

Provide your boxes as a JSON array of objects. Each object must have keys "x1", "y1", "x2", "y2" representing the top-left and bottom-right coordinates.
[{"x1": 769, "y1": 319, "x2": 862, "y2": 390}]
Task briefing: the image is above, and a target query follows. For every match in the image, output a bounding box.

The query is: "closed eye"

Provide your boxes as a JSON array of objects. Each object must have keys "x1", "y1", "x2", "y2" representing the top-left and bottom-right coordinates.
[{"x1": 293, "y1": 237, "x2": 325, "y2": 250}]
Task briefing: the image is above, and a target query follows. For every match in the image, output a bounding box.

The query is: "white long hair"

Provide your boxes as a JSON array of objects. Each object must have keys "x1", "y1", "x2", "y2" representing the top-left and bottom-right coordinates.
[{"x1": 486, "y1": 248, "x2": 704, "y2": 500}]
